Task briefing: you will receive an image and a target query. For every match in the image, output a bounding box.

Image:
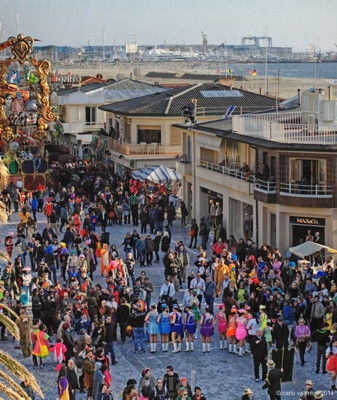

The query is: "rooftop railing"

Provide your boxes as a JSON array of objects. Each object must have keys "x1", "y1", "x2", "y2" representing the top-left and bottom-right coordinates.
[{"x1": 232, "y1": 112, "x2": 337, "y2": 144}]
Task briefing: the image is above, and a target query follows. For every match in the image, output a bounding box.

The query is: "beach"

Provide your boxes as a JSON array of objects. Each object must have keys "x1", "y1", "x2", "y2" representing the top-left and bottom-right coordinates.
[{"x1": 58, "y1": 62, "x2": 334, "y2": 100}]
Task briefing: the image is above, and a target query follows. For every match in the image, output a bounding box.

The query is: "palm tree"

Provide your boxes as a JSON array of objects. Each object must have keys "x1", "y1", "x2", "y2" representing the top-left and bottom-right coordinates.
[{"x1": 0, "y1": 305, "x2": 44, "y2": 399}]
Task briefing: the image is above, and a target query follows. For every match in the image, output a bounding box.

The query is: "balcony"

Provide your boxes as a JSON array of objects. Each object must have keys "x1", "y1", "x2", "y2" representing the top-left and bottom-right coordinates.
[
  {"x1": 198, "y1": 160, "x2": 254, "y2": 181},
  {"x1": 107, "y1": 138, "x2": 180, "y2": 157},
  {"x1": 253, "y1": 179, "x2": 277, "y2": 203},
  {"x1": 197, "y1": 160, "x2": 254, "y2": 195},
  {"x1": 232, "y1": 112, "x2": 337, "y2": 144},
  {"x1": 62, "y1": 122, "x2": 105, "y2": 134},
  {"x1": 280, "y1": 182, "x2": 332, "y2": 198}
]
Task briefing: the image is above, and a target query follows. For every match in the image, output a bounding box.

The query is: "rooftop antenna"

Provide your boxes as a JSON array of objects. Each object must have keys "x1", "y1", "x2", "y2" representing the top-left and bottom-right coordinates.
[{"x1": 15, "y1": 10, "x2": 20, "y2": 36}]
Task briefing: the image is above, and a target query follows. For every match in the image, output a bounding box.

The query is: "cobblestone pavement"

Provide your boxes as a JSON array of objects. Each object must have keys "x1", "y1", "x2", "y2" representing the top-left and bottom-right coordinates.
[{"x1": 0, "y1": 211, "x2": 334, "y2": 400}]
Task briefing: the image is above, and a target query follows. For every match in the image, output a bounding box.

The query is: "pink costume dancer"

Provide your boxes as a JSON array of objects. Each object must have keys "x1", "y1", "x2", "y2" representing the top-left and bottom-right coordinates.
[{"x1": 235, "y1": 310, "x2": 248, "y2": 357}]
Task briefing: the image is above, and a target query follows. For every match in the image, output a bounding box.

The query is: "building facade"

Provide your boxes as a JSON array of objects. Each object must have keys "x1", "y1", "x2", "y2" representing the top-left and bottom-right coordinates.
[
  {"x1": 176, "y1": 89, "x2": 337, "y2": 253},
  {"x1": 99, "y1": 83, "x2": 278, "y2": 175}
]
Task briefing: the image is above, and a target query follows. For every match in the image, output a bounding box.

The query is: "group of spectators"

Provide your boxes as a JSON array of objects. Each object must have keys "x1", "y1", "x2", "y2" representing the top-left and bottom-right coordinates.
[{"x1": 0, "y1": 159, "x2": 336, "y2": 400}]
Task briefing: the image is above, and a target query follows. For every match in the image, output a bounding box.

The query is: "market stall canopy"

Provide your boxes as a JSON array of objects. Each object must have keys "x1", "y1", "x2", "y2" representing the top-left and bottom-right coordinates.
[
  {"x1": 289, "y1": 241, "x2": 337, "y2": 258},
  {"x1": 131, "y1": 166, "x2": 181, "y2": 184}
]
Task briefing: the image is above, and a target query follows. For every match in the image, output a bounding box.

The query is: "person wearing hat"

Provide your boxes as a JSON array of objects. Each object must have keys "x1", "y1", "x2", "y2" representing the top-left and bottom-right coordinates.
[
  {"x1": 272, "y1": 316, "x2": 289, "y2": 350},
  {"x1": 176, "y1": 377, "x2": 192, "y2": 398},
  {"x1": 139, "y1": 368, "x2": 155, "y2": 398},
  {"x1": 299, "y1": 380, "x2": 315, "y2": 400},
  {"x1": 262, "y1": 359, "x2": 283, "y2": 400},
  {"x1": 241, "y1": 388, "x2": 253, "y2": 400}
]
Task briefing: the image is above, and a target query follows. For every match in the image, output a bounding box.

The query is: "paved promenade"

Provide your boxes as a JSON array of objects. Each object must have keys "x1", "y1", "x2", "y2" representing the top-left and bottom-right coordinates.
[{"x1": 0, "y1": 211, "x2": 334, "y2": 399}]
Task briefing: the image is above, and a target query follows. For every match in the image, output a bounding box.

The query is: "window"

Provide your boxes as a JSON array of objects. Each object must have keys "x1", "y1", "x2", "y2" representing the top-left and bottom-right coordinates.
[
  {"x1": 85, "y1": 107, "x2": 96, "y2": 125},
  {"x1": 290, "y1": 159, "x2": 326, "y2": 184},
  {"x1": 137, "y1": 128, "x2": 161, "y2": 144}
]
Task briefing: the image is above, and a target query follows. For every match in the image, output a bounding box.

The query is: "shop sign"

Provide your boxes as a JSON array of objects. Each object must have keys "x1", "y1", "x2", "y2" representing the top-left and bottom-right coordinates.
[
  {"x1": 51, "y1": 74, "x2": 81, "y2": 84},
  {"x1": 289, "y1": 216, "x2": 325, "y2": 226}
]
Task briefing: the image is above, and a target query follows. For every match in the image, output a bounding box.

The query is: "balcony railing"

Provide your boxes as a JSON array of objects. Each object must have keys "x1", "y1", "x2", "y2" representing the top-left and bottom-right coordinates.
[
  {"x1": 280, "y1": 182, "x2": 333, "y2": 197},
  {"x1": 198, "y1": 160, "x2": 254, "y2": 182},
  {"x1": 62, "y1": 122, "x2": 105, "y2": 134},
  {"x1": 232, "y1": 112, "x2": 337, "y2": 144},
  {"x1": 107, "y1": 138, "x2": 180, "y2": 156},
  {"x1": 254, "y1": 179, "x2": 277, "y2": 193}
]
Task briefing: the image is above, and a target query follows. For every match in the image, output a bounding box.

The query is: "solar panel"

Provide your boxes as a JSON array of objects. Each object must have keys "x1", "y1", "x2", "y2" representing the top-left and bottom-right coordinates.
[{"x1": 200, "y1": 90, "x2": 244, "y2": 98}]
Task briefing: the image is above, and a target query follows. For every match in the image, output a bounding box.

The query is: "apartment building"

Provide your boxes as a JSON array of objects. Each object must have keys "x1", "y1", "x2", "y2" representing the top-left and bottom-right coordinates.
[{"x1": 175, "y1": 88, "x2": 337, "y2": 253}]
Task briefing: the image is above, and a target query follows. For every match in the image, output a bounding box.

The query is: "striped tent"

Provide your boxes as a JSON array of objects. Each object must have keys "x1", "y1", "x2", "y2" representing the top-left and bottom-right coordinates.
[{"x1": 131, "y1": 166, "x2": 181, "y2": 184}]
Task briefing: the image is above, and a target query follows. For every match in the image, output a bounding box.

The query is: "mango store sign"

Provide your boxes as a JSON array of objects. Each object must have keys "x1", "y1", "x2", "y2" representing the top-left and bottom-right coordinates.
[{"x1": 51, "y1": 74, "x2": 81, "y2": 84}]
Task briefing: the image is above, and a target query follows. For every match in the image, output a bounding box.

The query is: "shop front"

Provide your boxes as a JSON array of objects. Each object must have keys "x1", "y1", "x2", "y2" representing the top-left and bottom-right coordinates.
[
  {"x1": 200, "y1": 186, "x2": 223, "y2": 221},
  {"x1": 289, "y1": 216, "x2": 325, "y2": 246},
  {"x1": 229, "y1": 198, "x2": 254, "y2": 242}
]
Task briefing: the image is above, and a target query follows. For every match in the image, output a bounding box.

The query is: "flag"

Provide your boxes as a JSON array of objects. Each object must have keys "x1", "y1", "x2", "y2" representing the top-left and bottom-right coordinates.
[
  {"x1": 216, "y1": 68, "x2": 221, "y2": 74},
  {"x1": 249, "y1": 69, "x2": 257, "y2": 76},
  {"x1": 226, "y1": 69, "x2": 231, "y2": 74},
  {"x1": 25, "y1": 70, "x2": 39, "y2": 84}
]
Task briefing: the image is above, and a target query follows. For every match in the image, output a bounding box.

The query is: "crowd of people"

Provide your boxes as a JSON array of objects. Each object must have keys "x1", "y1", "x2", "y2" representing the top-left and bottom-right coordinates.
[{"x1": 0, "y1": 159, "x2": 336, "y2": 400}]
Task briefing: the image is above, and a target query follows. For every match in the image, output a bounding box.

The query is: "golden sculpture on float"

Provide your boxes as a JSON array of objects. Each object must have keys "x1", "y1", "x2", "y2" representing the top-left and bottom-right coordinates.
[{"x1": 0, "y1": 34, "x2": 56, "y2": 190}]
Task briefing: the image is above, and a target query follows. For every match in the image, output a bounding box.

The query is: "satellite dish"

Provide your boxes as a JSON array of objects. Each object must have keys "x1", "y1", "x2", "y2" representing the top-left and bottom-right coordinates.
[
  {"x1": 116, "y1": 73, "x2": 125, "y2": 81},
  {"x1": 133, "y1": 67, "x2": 141, "y2": 77}
]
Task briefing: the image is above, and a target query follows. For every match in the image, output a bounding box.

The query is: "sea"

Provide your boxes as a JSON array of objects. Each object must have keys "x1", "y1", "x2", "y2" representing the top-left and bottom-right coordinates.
[{"x1": 213, "y1": 62, "x2": 337, "y2": 80}]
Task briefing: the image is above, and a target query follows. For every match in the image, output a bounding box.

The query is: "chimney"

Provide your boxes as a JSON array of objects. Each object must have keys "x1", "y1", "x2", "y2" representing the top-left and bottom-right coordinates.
[
  {"x1": 259, "y1": 88, "x2": 262, "y2": 95},
  {"x1": 229, "y1": 84, "x2": 232, "y2": 91},
  {"x1": 328, "y1": 85, "x2": 333, "y2": 100},
  {"x1": 130, "y1": 72, "x2": 133, "y2": 79},
  {"x1": 297, "y1": 89, "x2": 301, "y2": 107}
]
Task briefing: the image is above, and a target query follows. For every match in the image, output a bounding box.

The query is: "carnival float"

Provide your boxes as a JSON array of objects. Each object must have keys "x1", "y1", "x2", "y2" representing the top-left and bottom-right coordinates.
[{"x1": 0, "y1": 34, "x2": 58, "y2": 190}]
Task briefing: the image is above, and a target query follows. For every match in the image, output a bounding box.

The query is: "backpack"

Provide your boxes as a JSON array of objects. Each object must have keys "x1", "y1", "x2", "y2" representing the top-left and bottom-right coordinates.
[
  {"x1": 21, "y1": 241, "x2": 28, "y2": 252},
  {"x1": 75, "y1": 355, "x2": 84, "y2": 369}
]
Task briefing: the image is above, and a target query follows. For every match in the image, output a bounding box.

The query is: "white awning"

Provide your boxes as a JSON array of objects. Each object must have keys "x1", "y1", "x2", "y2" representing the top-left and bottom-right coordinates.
[
  {"x1": 131, "y1": 165, "x2": 181, "y2": 184},
  {"x1": 289, "y1": 241, "x2": 337, "y2": 258}
]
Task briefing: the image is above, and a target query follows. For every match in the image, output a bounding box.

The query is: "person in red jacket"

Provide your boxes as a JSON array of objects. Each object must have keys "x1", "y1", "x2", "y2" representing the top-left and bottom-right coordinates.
[
  {"x1": 212, "y1": 238, "x2": 226, "y2": 256},
  {"x1": 44, "y1": 198, "x2": 53, "y2": 222}
]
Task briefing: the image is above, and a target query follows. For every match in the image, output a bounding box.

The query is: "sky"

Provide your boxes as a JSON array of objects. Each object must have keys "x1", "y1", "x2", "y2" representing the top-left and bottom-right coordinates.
[{"x1": 0, "y1": 0, "x2": 336, "y2": 52}]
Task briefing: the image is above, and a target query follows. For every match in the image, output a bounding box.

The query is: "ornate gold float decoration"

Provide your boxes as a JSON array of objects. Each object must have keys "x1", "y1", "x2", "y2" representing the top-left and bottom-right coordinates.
[{"x1": 0, "y1": 34, "x2": 55, "y2": 147}]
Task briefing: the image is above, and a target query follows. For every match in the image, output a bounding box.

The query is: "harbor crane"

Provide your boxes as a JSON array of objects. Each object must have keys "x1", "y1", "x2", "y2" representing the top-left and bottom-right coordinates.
[{"x1": 242, "y1": 36, "x2": 272, "y2": 47}]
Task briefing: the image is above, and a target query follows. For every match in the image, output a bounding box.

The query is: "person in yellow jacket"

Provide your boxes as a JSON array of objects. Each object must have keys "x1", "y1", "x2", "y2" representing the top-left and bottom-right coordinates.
[{"x1": 18, "y1": 208, "x2": 30, "y2": 224}]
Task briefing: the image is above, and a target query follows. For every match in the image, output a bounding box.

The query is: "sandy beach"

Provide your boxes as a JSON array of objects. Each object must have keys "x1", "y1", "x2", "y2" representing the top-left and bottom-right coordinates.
[{"x1": 58, "y1": 63, "x2": 335, "y2": 100}]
